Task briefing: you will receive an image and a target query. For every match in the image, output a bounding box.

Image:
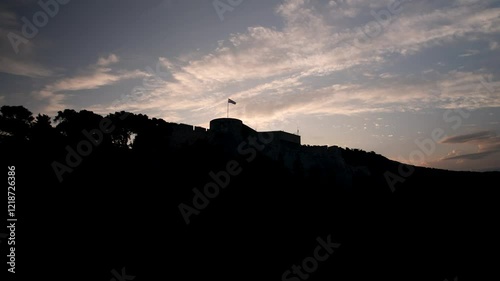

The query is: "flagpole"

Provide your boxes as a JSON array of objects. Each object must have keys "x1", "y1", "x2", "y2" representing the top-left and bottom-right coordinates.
[{"x1": 227, "y1": 101, "x2": 229, "y2": 118}]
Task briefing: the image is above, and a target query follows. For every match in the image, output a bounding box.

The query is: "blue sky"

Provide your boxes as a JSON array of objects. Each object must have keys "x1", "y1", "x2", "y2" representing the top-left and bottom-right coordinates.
[{"x1": 1, "y1": 0, "x2": 500, "y2": 171}]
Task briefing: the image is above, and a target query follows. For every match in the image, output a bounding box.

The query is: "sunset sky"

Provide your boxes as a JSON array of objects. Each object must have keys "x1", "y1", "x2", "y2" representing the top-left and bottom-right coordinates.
[{"x1": 1, "y1": 0, "x2": 499, "y2": 171}]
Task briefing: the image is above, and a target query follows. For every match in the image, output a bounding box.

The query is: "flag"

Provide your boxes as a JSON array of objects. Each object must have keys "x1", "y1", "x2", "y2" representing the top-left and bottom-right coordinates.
[{"x1": 228, "y1": 98, "x2": 236, "y2": 105}]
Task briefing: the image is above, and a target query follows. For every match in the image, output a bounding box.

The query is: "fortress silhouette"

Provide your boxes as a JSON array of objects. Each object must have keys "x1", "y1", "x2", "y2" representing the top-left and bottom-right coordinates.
[
  {"x1": 163, "y1": 117, "x2": 300, "y2": 149},
  {"x1": 161, "y1": 117, "x2": 356, "y2": 186}
]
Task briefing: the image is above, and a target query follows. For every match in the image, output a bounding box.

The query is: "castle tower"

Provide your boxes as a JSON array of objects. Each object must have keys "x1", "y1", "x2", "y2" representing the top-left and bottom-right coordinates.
[{"x1": 209, "y1": 118, "x2": 244, "y2": 140}]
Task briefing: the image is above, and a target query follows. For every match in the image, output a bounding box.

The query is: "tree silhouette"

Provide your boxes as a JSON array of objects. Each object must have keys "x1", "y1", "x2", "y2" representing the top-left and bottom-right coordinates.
[
  {"x1": 0, "y1": 105, "x2": 34, "y2": 141},
  {"x1": 31, "y1": 113, "x2": 60, "y2": 145},
  {"x1": 106, "y1": 111, "x2": 135, "y2": 148},
  {"x1": 54, "y1": 109, "x2": 107, "y2": 144},
  {"x1": 54, "y1": 109, "x2": 79, "y2": 137}
]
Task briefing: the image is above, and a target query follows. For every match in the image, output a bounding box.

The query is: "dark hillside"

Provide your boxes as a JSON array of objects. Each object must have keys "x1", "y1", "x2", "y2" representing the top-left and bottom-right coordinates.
[{"x1": 1, "y1": 106, "x2": 497, "y2": 280}]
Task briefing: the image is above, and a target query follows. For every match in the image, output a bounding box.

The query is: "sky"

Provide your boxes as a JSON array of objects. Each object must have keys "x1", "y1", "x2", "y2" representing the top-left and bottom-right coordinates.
[{"x1": 1, "y1": 0, "x2": 499, "y2": 171}]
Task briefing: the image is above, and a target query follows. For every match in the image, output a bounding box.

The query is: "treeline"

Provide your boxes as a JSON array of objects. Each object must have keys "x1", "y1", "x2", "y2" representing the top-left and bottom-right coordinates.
[{"x1": 0, "y1": 105, "x2": 186, "y2": 150}]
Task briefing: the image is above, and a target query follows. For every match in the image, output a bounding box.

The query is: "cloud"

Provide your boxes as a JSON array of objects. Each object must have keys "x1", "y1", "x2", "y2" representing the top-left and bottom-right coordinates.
[
  {"x1": 34, "y1": 54, "x2": 149, "y2": 114},
  {"x1": 458, "y1": 49, "x2": 480, "y2": 57},
  {"x1": 47, "y1": 68, "x2": 145, "y2": 92},
  {"x1": 0, "y1": 56, "x2": 53, "y2": 77},
  {"x1": 440, "y1": 130, "x2": 500, "y2": 162},
  {"x1": 443, "y1": 150, "x2": 500, "y2": 161},
  {"x1": 353, "y1": 0, "x2": 500, "y2": 50},
  {"x1": 379, "y1": 73, "x2": 398, "y2": 79},
  {"x1": 0, "y1": 7, "x2": 47, "y2": 77},
  {"x1": 94, "y1": 0, "x2": 500, "y2": 126},
  {"x1": 441, "y1": 130, "x2": 496, "y2": 143},
  {"x1": 435, "y1": 71, "x2": 500, "y2": 109},
  {"x1": 97, "y1": 54, "x2": 119, "y2": 67}
]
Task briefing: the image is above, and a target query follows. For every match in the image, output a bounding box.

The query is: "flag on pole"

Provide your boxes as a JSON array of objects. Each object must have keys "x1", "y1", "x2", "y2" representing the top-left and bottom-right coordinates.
[{"x1": 228, "y1": 98, "x2": 236, "y2": 105}]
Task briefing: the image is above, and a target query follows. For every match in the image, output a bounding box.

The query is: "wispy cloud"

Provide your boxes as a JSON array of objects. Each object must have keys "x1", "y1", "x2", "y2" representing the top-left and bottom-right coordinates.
[
  {"x1": 0, "y1": 56, "x2": 53, "y2": 77},
  {"x1": 458, "y1": 49, "x2": 480, "y2": 57},
  {"x1": 98, "y1": 0, "x2": 500, "y2": 125},
  {"x1": 5, "y1": 0, "x2": 496, "y2": 127},
  {"x1": 34, "y1": 54, "x2": 149, "y2": 114},
  {"x1": 443, "y1": 150, "x2": 500, "y2": 160},
  {"x1": 379, "y1": 73, "x2": 398, "y2": 79},
  {"x1": 0, "y1": 7, "x2": 48, "y2": 77},
  {"x1": 441, "y1": 130, "x2": 500, "y2": 161},
  {"x1": 97, "y1": 54, "x2": 119, "y2": 67},
  {"x1": 441, "y1": 130, "x2": 496, "y2": 143}
]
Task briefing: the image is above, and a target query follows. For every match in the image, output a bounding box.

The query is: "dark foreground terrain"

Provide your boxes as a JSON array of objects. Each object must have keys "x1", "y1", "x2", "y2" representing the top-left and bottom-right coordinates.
[{"x1": 1, "y1": 106, "x2": 498, "y2": 280}]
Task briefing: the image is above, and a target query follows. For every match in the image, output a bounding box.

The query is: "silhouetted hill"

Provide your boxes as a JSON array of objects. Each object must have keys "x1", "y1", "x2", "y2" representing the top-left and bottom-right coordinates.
[{"x1": 1, "y1": 106, "x2": 498, "y2": 280}]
